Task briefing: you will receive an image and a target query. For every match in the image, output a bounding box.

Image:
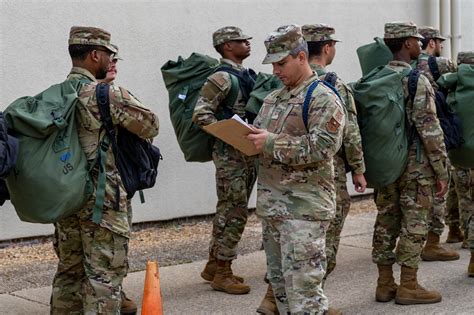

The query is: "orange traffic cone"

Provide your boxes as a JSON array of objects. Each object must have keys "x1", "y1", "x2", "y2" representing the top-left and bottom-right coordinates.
[{"x1": 141, "y1": 260, "x2": 163, "y2": 315}]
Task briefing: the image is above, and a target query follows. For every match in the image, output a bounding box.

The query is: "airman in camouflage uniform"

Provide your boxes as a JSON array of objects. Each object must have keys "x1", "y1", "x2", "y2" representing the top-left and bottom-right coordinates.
[
  {"x1": 439, "y1": 51, "x2": 474, "y2": 276},
  {"x1": 248, "y1": 25, "x2": 345, "y2": 315},
  {"x1": 99, "y1": 47, "x2": 138, "y2": 315},
  {"x1": 371, "y1": 22, "x2": 448, "y2": 305},
  {"x1": 412, "y1": 26, "x2": 460, "y2": 261},
  {"x1": 302, "y1": 23, "x2": 367, "y2": 281},
  {"x1": 192, "y1": 26, "x2": 257, "y2": 295},
  {"x1": 51, "y1": 26, "x2": 159, "y2": 314}
]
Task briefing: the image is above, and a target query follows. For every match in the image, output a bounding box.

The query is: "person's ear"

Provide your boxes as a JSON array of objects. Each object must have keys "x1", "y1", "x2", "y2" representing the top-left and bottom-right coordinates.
[{"x1": 89, "y1": 49, "x2": 101, "y2": 63}]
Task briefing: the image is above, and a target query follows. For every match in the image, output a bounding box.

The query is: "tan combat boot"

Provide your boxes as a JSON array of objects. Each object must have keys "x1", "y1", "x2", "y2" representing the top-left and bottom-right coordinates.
[
  {"x1": 375, "y1": 264, "x2": 398, "y2": 302},
  {"x1": 421, "y1": 231, "x2": 460, "y2": 261},
  {"x1": 395, "y1": 266, "x2": 442, "y2": 305},
  {"x1": 201, "y1": 253, "x2": 244, "y2": 282},
  {"x1": 446, "y1": 225, "x2": 464, "y2": 243},
  {"x1": 210, "y1": 260, "x2": 250, "y2": 294},
  {"x1": 469, "y1": 251, "x2": 474, "y2": 277},
  {"x1": 120, "y1": 290, "x2": 137, "y2": 314},
  {"x1": 256, "y1": 284, "x2": 278, "y2": 314},
  {"x1": 327, "y1": 307, "x2": 342, "y2": 315},
  {"x1": 462, "y1": 239, "x2": 468, "y2": 249}
]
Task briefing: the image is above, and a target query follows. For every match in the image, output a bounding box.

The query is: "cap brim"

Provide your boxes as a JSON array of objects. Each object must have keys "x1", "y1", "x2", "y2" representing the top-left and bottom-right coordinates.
[
  {"x1": 435, "y1": 35, "x2": 447, "y2": 41},
  {"x1": 262, "y1": 51, "x2": 291, "y2": 64},
  {"x1": 233, "y1": 35, "x2": 252, "y2": 41},
  {"x1": 103, "y1": 43, "x2": 118, "y2": 54},
  {"x1": 413, "y1": 33, "x2": 424, "y2": 39}
]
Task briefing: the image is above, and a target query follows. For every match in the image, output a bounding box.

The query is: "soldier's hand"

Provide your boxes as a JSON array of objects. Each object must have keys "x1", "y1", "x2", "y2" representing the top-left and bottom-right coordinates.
[
  {"x1": 352, "y1": 173, "x2": 367, "y2": 193},
  {"x1": 246, "y1": 126, "x2": 268, "y2": 152},
  {"x1": 435, "y1": 179, "x2": 448, "y2": 198}
]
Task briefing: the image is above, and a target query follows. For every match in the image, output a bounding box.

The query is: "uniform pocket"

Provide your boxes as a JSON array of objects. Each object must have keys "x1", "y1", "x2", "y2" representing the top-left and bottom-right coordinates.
[{"x1": 293, "y1": 241, "x2": 316, "y2": 261}]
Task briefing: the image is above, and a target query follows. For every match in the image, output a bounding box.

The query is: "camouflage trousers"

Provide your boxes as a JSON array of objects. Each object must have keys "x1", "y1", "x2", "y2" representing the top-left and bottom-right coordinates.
[
  {"x1": 449, "y1": 166, "x2": 474, "y2": 249},
  {"x1": 325, "y1": 160, "x2": 350, "y2": 279},
  {"x1": 51, "y1": 214, "x2": 128, "y2": 314},
  {"x1": 445, "y1": 169, "x2": 463, "y2": 227},
  {"x1": 372, "y1": 178, "x2": 434, "y2": 268},
  {"x1": 428, "y1": 162, "x2": 453, "y2": 236},
  {"x1": 262, "y1": 218, "x2": 329, "y2": 315},
  {"x1": 210, "y1": 140, "x2": 257, "y2": 261}
]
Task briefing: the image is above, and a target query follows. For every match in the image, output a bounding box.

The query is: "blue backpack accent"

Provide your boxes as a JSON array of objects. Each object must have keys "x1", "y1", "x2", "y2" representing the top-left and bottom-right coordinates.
[
  {"x1": 96, "y1": 83, "x2": 162, "y2": 206},
  {"x1": 0, "y1": 112, "x2": 19, "y2": 205},
  {"x1": 427, "y1": 56, "x2": 463, "y2": 151}
]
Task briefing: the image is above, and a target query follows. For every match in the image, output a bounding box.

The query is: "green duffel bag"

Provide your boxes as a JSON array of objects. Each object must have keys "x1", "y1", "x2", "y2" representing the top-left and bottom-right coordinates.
[
  {"x1": 245, "y1": 73, "x2": 282, "y2": 116},
  {"x1": 438, "y1": 63, "x2": 474, "y2": 168},
  {"x1": 4, "y1": 80, "x2": 93, "y2": 223},
  {"x1": 352, "y1": 65, "x2": 418, "y2": 189},
  {"x1": 161, "y1": 53, "x2": 239, "y2": 162},
  {"x1": 356, "y1": 37, "x2": 393, "y2": 76}
]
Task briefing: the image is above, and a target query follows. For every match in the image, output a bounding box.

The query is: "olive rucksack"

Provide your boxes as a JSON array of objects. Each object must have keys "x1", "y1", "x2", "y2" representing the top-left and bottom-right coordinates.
[
  {"x1": 438, "y1": 63, "x2": 474, "y2": 168},
  {"x1": 245, "y1": 73, "x2": 283, "y2": 116},
  {"x1": 161, "y1": 53, "x2": 255, "y2": 162},
  {"x1": 356, "y1": 37, "x2": 393, "y2": 76},
  {"x1": 4, "y1": 80, "x2": 93, "y2": 223},
  {"x1": 352, "y1": 65, "x2": 419, "y2": 189}
]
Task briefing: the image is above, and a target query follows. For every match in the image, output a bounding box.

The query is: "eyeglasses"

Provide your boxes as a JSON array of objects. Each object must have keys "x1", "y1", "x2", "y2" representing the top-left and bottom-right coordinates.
[{"x1": 94, "y1": 48, "x2": 116, "y2": 61}]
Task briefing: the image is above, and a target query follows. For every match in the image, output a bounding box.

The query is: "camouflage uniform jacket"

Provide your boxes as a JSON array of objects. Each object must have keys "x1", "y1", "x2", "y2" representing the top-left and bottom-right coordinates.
[
  {"x1": 415, "y1": 52, "x2": 457, "y2": 91},
  {"x1": 253, "y1": 74, "x2": 345, "y2": 221},
  {"x1": 388, "y1": 61, "x2": 448, "y2": 183},
  {"x1": 193, "y1": 58, "x2": 248, "y2": 126},
  {"x1": 68, "y1": 67, "x2": 159, "y2": 237},
  {"x1": 311, "y1": 64, "x2": 366, "y2": 174}
]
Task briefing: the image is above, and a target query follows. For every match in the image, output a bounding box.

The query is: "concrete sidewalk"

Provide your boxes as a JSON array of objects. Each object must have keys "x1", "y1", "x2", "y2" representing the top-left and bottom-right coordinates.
[{"x1": 1, "y1": 212, "x2": 472, "y2": 314}]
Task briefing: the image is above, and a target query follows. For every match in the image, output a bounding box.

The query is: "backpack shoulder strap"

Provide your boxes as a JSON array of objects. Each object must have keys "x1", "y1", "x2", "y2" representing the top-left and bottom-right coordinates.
[
  {"x1": 93, "y1": 83, "x2": 120, "y2": 223},
  {"x1": 221, "y1": 72, "x2": 240, "y2": 110},
  {"x1": 324, "y1": 72, "x2": 338, "y2": 87},
  {"x1": 408, "y1": 69, "x2": 421, "y2": 104},
  {"x1": 428, "y1": 56, "x2": 441, "y2": 81},
  {"x1": 303, "y1": 80, "x2": 320, "y2": 131}
]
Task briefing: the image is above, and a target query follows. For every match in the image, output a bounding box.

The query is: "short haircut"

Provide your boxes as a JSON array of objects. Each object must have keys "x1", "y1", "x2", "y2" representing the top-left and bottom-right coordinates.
[
  {"x1": 420, "y1": 37, "x2": 431, "y2": 50},
  {"x1": 307, "y1": 40, "x2": 333, "y2": 58},
  {"x1": 384, "y1": 37, "x2": 410, "y2": 54},
  {"x1": 289, "y1": 40, "x2": 309, "y2": 58},
  {"x1": 68, "y1": 44, "x2": 101, "y2": 60},
  {"x1": 214, "y1": 43, "x2": 225, "y2": 57}
]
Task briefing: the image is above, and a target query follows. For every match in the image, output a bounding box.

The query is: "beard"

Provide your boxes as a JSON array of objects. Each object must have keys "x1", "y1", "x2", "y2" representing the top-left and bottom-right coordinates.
[{"x1": 96, "y1": 67, "x2": 108, "y2": 80}]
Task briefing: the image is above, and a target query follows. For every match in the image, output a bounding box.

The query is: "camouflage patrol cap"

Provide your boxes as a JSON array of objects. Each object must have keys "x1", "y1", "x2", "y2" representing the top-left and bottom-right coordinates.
[
  {"x1": 212, "y1": 26, "x2": 252, "y2": 47},
  {"x1": 68, "y1": 26, "x2": 118, "y2": 53},
  {"x1": 302, "y1": 24, "x2": 340, "y2": 42},
  {"x1": 418, "y1": 26, "x2": 446, "y2": 41},
  {"x1": 384, "y1": 21, "x2": 424, "y2": 39},
  {"x1": 457, "y1": 51, "x2": 474, "y2": 65},
  {"x1": 262, "y1": 24, "x2": 305, "y2": 64},
  {"x1": 111, "y1": 44, "x2": 123, "y2": 61}
]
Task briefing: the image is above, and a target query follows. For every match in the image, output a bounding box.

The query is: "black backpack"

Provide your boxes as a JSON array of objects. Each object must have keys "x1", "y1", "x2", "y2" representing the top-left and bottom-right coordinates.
[
  {"x1": 96, "y1": 83, "x2": 162, "y2": 202},
  {"x1": 0, "y1": 112, "x2": 19, "y2": 205},
  {"x1": 428, "y1": 56, "x2": 463, "y2": 150}
]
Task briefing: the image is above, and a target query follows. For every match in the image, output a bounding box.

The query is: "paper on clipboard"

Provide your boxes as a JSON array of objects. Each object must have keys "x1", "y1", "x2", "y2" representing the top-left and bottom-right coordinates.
[{"x1": 203, "y1": 114, "x2": 260, "y2": 156}]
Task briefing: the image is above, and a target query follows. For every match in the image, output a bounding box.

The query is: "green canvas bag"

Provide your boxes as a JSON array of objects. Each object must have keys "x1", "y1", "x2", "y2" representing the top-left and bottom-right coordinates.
[
  {"x1": 4, "y1": 80, "x2": 93, "y2": 223},
  {"x1": 438, "y1": 64, "x2": 474, "y2": 168},
  {"x1": 161, "y1": 53, "x2": 239, "y2": 162},
  {"x1": 245, "y1": 73, "x2": 283, "y2": 116},
  {"x1": 352, "y1": 65, "x2": 417, "y2": 189},
  {"x1": 356, "y1": 37, "x2": 393, "y2": 76}
]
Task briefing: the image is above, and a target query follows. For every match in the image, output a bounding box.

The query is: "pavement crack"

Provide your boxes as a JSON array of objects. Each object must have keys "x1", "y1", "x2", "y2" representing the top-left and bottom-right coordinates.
[{"x1": 9, "y1": 292, "x2": 49, "y2": 307}]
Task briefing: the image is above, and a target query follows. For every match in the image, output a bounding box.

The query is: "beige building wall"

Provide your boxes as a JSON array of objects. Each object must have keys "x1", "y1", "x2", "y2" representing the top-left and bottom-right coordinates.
[{"x1": 0, "y1": 0, "x2": 472, "y2": 240}]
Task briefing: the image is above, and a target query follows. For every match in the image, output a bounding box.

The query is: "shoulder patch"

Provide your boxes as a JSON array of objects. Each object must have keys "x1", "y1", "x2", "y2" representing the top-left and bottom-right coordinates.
[
  {"x1": 208, "y1": 72, "x2": 231, "y2": 92},
  {"x1": 119, "y1": 86, "x2": 131, "y2": 100},
  {"x1": 326, "y1": 107, "x2": 344, "y2": 134}
]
